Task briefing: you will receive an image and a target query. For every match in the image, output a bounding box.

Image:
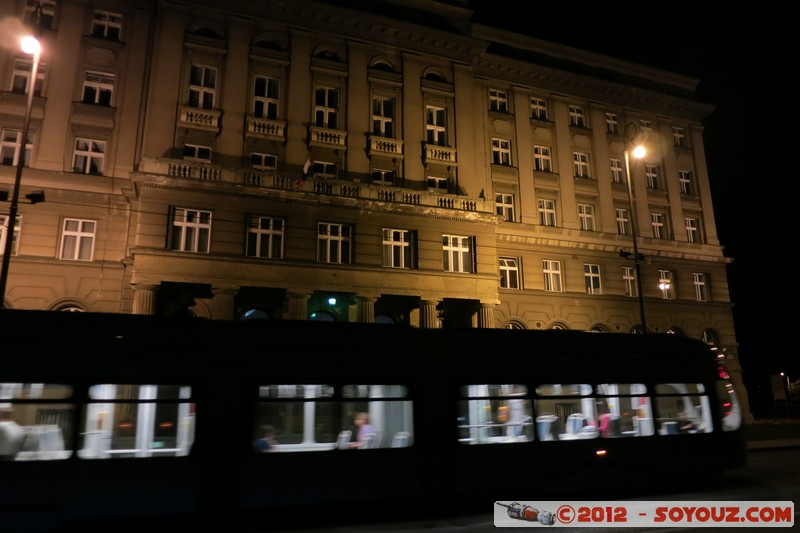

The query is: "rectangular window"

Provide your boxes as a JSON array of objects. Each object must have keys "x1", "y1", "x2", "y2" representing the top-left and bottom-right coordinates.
[
  {"x1": 171, "y1": 208, "x2": 211, "y2": 253},
  {"x1": 530, "y1": 97, "x2": 548, "y2": 120},
  {"x1": 678, "y1": 170, "x2": 694, "y2": 195},
  {"x1": 188, "y1": 64, "x2": 216, "y2": 110},
  {"x1": 610, "y1": 158, "x2": 624, "y2": 183},
  {"x1": 499, "y1": 257, "x2": 520, "y2": 289},
  {"x1": 1, "y1": 129, "x2": 33, "y2": 167},
  {"x1": 573, "y1": 152, "x2": 591, "y2": 178},
  {"x1": 0, "y1": 382, "x2": 74, "y2": 461},
  {"x1": 622, "y1": 266, "x2": 637, "y2": 297},
  {"x1": 685, "y1": 217, "x2": 700, "y2": 243},
  {"x1": 372, "y1": 96, "x2": 396, "y2": 137},
  {"x1": 672, "y1": 126, "x2": 686, "y2": 147},
  {"x1": 372, "y1": 168, "x2": 395, "y2": 186},
  {"x1": 458, "y1": 385, "x2": 533, "y2": 444},
  {"x1": 250, "y1": 152, "x2": 277, "y2": 171},
  {"x1": 645, "y1": 164, "x2": 660, "y2": 189},
  {"x1": 533, "y1": 145, "x2": 552, "y2": 172},
  {"x1": 639, "y1": 119, "x2": 652, "y2": 134},
  {"x1": 183, "y1": 144, "x2": 211, "y2": 162},
  {"x1": 442, "y1": 234, "x2": 474, "y2": 273},
  {"x1": 489, "y1": 89, "x2": 509, "y2": 113},
  {"x1": 605, "y1": 113, "x2": 619, "y2": 134},
  {"x1": 253, "y1": 75, "x2": 280, "y2": 120},
  {"x1": 11, "y1": 59, "x2": 45, "y2": 96},
  {"x1": 59, "y1": 218, "x2": 96, "y2": 261},
  {"x1": 82, "y1": 71, "x2": 114, "y2": 106},
  {"x1": 315, "y1": 86, "x2": 339, "y2": 129},
  {"x1": 491, "y1": 138, "x2": 511, "y2": 166},
  {"x1": 495, "y1": 193, "x2": 515, "y2": 222},
  {"x1": 427, "y1": 175, "x2": 448, "y2": 193},
  {"x1": 658, "y1": 270, "x2": 675, "y2": 300},
  {"x1": 568, "y1": 105, "x2": 586, "y2": 127},
  {"x1": 382, "y1": 228, "x2": 415, "y2": 269},
  {"x1": 542, "y1": 260, "x2": 562, "y2": 292},
  {"x1": 693, "y1": 273, "x2": 708, "y2": 302},
  {"x1": 72, "y1": 138, "x2": 105, "y2": 175},
  {"x1": 538, "y1": 199, "x2": 556, "y2": 227},
  {"x1": 246, "y1": 215, "x2": 284, "y2": 259},
  {"x1": 584, "y1": 263, "x2": 602, "y2": 294},
  {"x1": 318, "y1": 222, "x2": 352, "y2": 264},
  {"x1": 616, "y1": 208, "x2": 631, "y2": 235},
  {"x1": 312, "y1": 161, "x2": 337, "y2": 179},
  {"x1": 0, "y1": 214, "x2": 21, "y2": 256},
  {"x1": 24, "y1": 0, "x2": 56, "y2": 29},
  {"x1": 426, "y1": 105, "x2": 447, "y2": 146},
  {"x1": 91, "y1": 10, "x2": 122, "y2": 41},
  {"x1": 651, "y1": 213, "x2": 666, "y2": 239},
  {"x1": 578, "y1": 204, "x2": 595, "y2": 231},
  {"x1": 653, "y1": 383, "x2": 712, "y2": 435}
]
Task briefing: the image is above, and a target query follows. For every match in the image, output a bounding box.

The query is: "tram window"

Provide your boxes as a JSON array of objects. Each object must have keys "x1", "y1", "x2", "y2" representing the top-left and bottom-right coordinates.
[
  {"x1": 458, "y1": 385, "x2": 533, "y2": 445},
  {"x1": 533, "y1": 383, "x2": 595, "y2": 441},
  {"x1": 595, "y1": 384, "x2": 654, "y2": 438},
  {"x1": 79, "y1": 384, "x2": 195, "y2": 459},
  {"x1": 716, "y1": 366, "x2": 742, "y2": 431},
  {"x1": 653, "y1": 383, "x2": 712, "y2": 435},
  {"x1": 0, "y1": 383, "x2": 74, "y2": 461},
  {"x1": 253, "y1": 384, "x2": 413, "y2": 452}
]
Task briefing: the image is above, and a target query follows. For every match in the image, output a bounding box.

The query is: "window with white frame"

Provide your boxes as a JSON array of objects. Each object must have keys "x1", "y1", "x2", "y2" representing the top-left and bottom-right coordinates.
[
  {"x1": 645, "y1": 164, "x2": 660, "y2": 189},
  {"x1": 610, "y1": 158, "x2": 624, "y2": 183},
  {"x1": 82, "y1": 71, "x2": 114, "y2": 106},
  {"x1": 605, "y1": 113, "x2": 619, "y2": 134},
  {"x1": 651, "y1": 213, "x2": 666, "y2": 239},
  {"x1": 171, "y1": 208, "x2": 211, "y2": 253},
  {"x1": 0, "y1": 129, "x2": 32, "y2": 166},
  {"x1": 442, "y1": 235, "x2": 474, "y2": 273},
  {"x1": 573, "y1": 152, "x2": 591, "y2": 178},
  {"x1": 578, "y1": 204, "x2": 595, "y2": 231},
  {"x1": 533, "y1": 145, "x2": 552, "y2": 172},
  {"x1": 188, "y1": 64, "x2": 217, "y2": 110},
  {"x1": 639, "y1": 119, "x2": 652, "y2": 134},
  {"x1": 24, "y1": 0, "x2": 56, "y2": 29},
  {"x1": 91, "y1": 10, "x2": 122, "y2": 40},
  {"x1": 495, "y1": 193, "x2": 515, "y2": 222},
  {"x1": 11, "y1": 59, "x2": 45, "y2": 96},
  {"x1": 318, "y1": 222, "x2": 352, "y2": 264},
  {"x1": 489, "y1": 89, "x2": 509, "y2": 113},
  {"x1": 685, "y1": 217, "x2": 700, "y2": 243},
  {"x1": 530, "y1": 97, "x2": 548, "y2": 120},
  {"x1": 693, "y1": 272, "x2": 708, "y2": 302},
  {"x1": 253, "y1": 75, "x2": 280, "y2": 120},
  {"x1": 0, "y1": 214, "x2": 21, "y2": 256},
  {"x1": 246, "y1": 215, "x2": 283, "y2": 259},
  {"x1": 250, "y1": 152, "x2": 277, "y2": 171},
  {"x1": 499, "y1": 257, "x2": 520, "y2": 289},
  {"x1": 622, "y1": 266, "x2": 637, "y2": 297},
  {"x1": 372, "y1": 95, "x2": 396, "y2": 137},
  {"x1": 678, "y1": 170, "x2": 694, "y2": 195},
  {"x1": 312, "y1": 161, "x2": 337, "y2": 179},
  {"x1": 382, "y1": 228, "x2": 415, "y2": 269},
  {"x1": 538, "y1": 199, "x2": 556, "y2": 226},
  {"x1": 492, "y1": 138, "x2": 511, "y2": 166},
  {"x1": 542, "y1": 260, "x2": 562, "y2": 292},
  {"x1": 658, "y1": 270, "x2": 675, "y2": 299},
  {"x1": 59, "y1": 218, "x2": 96, "y2": 261},
  {"x1": 72, "y1": 138, "x2": 105, "y2": 175},
  {"x1": 616, "y1": 208, "x2": 631, "y2": 235},
  {"x1": 672, "y1": 126, "x2": 686, "y2": 147},
  {"x1": 314, "y1": 86, "x2": 339, "y2": 129},
  {"x1": 427, "y1": 175, "x2": 448, "y2": 193},
  {"x1": 426, "y1": 105, "x2": 447, "y2": 146},
  {"x1": 584, "y1": 263, "x2": 602, "y2": 295},
  {"x1": 183, "y1": 144, "x2": 211, "y2": 162},
  {"x1": 372, "y1": 168, "x2": 395, "y2": 186},
  {"x1": 569, "y1": 105, "x2": 586, "y2": 127}
]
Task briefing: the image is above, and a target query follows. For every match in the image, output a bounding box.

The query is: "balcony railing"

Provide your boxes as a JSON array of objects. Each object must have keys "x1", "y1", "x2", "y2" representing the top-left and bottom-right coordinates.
[
  {"x1": 422, "y1": 143, "x2": 457, "y2": 166},
  {"x1": 367, "y1": 134, "x2": 404, "y2": 158},
  {"x1": 308, "y1": 125, "x2": 347, "y2": 149},
  {"x1": 179, "y1": 106, "x2": 221, "y2": 132},
  {"x1": 246, "y1": 116, "x2": 286, "y2": 142}
]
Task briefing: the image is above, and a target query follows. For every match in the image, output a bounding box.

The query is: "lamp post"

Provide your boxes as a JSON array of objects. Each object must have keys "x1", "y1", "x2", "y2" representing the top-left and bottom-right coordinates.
[
  {"x1": 0, "y1": 35, "x2": 40, "y2": 308},
  {"x1": 622, "y1": 122, "x2": 647, "y2": 333}
]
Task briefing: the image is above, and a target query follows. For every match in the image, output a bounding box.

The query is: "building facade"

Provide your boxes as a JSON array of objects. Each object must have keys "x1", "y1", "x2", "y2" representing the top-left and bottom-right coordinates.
[{"x1": 0, "y1": 0, "x2": 751, "y2": 418}]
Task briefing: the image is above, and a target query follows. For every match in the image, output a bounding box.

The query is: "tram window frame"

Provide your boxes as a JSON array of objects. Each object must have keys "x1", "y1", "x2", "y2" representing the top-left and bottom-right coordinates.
[
  {"x1": 652, "y1": 383, "x2": 713, "y2": 435},
  {"x1": 457, "y1": 384, "x2": 534, "y2": 445}
]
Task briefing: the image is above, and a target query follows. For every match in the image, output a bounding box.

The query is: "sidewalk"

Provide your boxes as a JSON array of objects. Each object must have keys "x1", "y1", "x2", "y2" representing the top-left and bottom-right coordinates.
[{"x1": 748, "y1": 438, "x2": 800, "y2": 450}]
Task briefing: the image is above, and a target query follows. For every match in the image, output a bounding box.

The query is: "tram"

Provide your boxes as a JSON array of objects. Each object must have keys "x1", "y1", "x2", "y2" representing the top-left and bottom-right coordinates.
[{"x1": 0, "y1": 309, "x2": 746, "y2": 532}]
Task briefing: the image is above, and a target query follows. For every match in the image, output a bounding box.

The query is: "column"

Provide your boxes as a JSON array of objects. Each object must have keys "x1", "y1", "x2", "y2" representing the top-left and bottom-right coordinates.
[
  {"x1": 476, "y1": 303, "x2": 495, "y2": 329},
  {"x1": 286, "y1": 291, "x2": 311, "y2": 320},
  {"x1": 210, "y1": 287, "x2": 237, "y2": 321},
  {"x1": 419, "y1": 300, "x2": 440, "y2": 329},
  {"x1": 357, "y1": 297, "x2": 376, "y2": 323},
  {"x1": 131, "y1": 284, "x2": 158, "y2": 315}
]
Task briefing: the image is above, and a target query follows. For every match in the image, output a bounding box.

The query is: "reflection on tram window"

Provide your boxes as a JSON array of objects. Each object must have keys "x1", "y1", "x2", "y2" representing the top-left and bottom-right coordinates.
[
  {"x1": 79, "y1": 384, "x2": 195, "y2": 459},
  {"x1": 595, "y1": 384, "x2": 654, "y2": 438},
  {"x1": 653, "y1": 383, "x2": 712, "y2": 435},
  {"x1": 1, "y1": 383, "x2": 74, "y2": 461},
  {"x1": 458, "y1": 385, "x2": 533, "y2": 445},
  {"x1": 533, "y1": 383, "x2": 595, "y2": 441},
  {"x1": 253, "y1": 384, "x2": 413, "y2": 452}
]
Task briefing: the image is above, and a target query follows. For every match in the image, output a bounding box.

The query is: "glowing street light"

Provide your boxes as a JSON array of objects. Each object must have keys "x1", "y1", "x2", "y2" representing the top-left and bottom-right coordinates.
[{"x1": 622, "y1": 122, "x2": 647, "y2": 332}]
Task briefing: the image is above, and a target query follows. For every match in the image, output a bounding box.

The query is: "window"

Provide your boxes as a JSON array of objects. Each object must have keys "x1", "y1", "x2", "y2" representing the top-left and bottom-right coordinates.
[
  {"x1": 693, "y1": 273, "x2": 708, "y2": 302},
  {"x1": 653, "y1": 383, "x2": 712, "y2": 436},
  {"x1": 542, "y1": 260, "x2": 562, "y2": 292},
  {"x1": 678, "y1": 170, "x2": 694, "y2": 195},
  {"x1": 610, "y1": 158, "x2": 624, "y2": 183},
  {"x1": 1, "y1": 129, "x2": 32, "y2": 166},
  {"x1": 530, "y1": 97, "x2": 548, "y2": 120},
  {"x1": 188, "y1": 64, "x2": 216, "y2": 110},
  {"x1": 0, "y1": 214, "x2": 21, "y2": 255},
  {"x1": 651, "y1": 213, "x2": 666, "y2": 239},
  {"x1": 0, "y1": 382, "x2": 74, "y2": 461},
  {"x1": 568, "y1": 105, "x2": 586, "y2": 127},
  {"x1": 593, "y1": 384, "x2": 655, "y2": 439},
  {"x1": 458, "y1": 385, "x2": 533, "y2": 444},
  {"x1": 246, "y1": 215, "x2": 284, "y2": 259},
  {"x1": 578, "y1": 204, "x2": 595, "y2": 231},
  {"x1": 372, "y1": 168, "x2": 395, "y2": 186},
  {"x1": 24, "y1": 0, "x2": 56, "y2": 30},
  {"x1": 622, "y1": 266, "x2": 637, "y2": 297},
  {"x1": 658, "y1": 270, "x2": 675, "y2": 299},
  {"x1": 250, "y1": 152, "x2": 277, "y2": 170},
  {"x1": 573, "y1": 152, "x2": 591, "y2": 178},
  {"x1": 533, "y1": 145, "x2": 552, "y2": 172},
  {"x1": 372, "y1": 96, "x2": 395, "y2": 137},
  {"x1": 605, "y1": 113, "x2": 619, "y2": 134},
  {"x1": 183, "y1": 144, "x2": 211, "y2": 162},
  {"x1": 685, "y1": 217, "x2": 700, "y2": 243},
  {"x1": 639, "y1": 119, "x2": 652, "y2": 134},
  {"x1": 311, "y1": 161, "x2": 337, "y2": 179},
  {"x1": 91, "y1": 10, "x2": 122, "y2": 40},
  {"x1": 171, "y1": 208, "x2": 211, "y2": 253},
  {"x1": 59, "y1": 218, "x2": 96, "y2": 261},
  {"x1": 672, "y1": 126, "x2": 686, "y2": 147},
  {"x1": 491, "y1": 138, "x2": 511, "y2": 166},
  {"x1": 72, "y1": 138, "x2": 105, "y2": 175},
  {"x1": 583, "y1": 263, "x2": 602, "y2": 294},
  {"x1": 538, "y1": 199, "x2": 556, "y2": 226},
  {"x1": 442, "y1": 235, "x2": 474, "y2": 273},
  {"x1": 315, "y1": 86, "x2": 339, "y2": 129},
  {"x1": 616, "y1": 208, "x2": 631, "y2": 235},
  {"x1": 425, "y1": 105, "x2": 447, "y2": 146},
  {"x1": 499, "y1": 257, "x2": 520, "y2": 289},
  {"x1": 382, "y1": 229, "x2": 415, "y2": 269},
  {"x1": 495, "y1": 193, "x2": 515, "y2": 222},
  {"x1": 82, "y1": 71, "x2": 114, "y2": 106},
  {"x1": 318, "y1": 222, "x2": 352, "y2": 264},
  {"x1": 11, "y1": 59, "x2": 45, "y2": 95},
  {"x1": 645, "y1": 164, "x2": 660, "y2": 189},
  {"x1": 253, "y1": 75, "x2": 280, "y2": 120},
  {"x1": 427, "y1": 175, "x2": 448, "y2": 193},
  {"x1": 489, "y1": 89, "x2": 508, "y2": 112}
]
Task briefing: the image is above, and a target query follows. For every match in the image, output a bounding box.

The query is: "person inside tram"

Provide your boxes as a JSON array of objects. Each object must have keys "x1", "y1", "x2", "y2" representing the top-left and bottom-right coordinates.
[
  {"x1": 253, "y1": 425, "x2": 279, "y2": 452},
  {"x1": 677, "y1": 411, "x2": 697, "y2": 433},
  {"x1": 0, "y1": 409, "x2": 24, "y2": 461},
  {"x1": 348, "y1": 412, "x2": 375, "y2": 449}
]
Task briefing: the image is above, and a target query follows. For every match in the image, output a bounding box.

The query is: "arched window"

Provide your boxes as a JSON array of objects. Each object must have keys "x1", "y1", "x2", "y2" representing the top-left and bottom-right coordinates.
[
  {"x1": 374, "y1": 314, "x2": 395, "y2": 324},
  {"x1": 309, "y1": 310, "x2": 336, "y2": 321},
  {"x1": 504, "y1": 320, "x2": 526, "y2": 330}
]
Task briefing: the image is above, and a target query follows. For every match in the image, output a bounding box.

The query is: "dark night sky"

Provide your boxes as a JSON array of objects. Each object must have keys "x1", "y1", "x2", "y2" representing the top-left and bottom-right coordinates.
[{"x1": 468, "y1": 2, "x2": 795, "y2": 413}]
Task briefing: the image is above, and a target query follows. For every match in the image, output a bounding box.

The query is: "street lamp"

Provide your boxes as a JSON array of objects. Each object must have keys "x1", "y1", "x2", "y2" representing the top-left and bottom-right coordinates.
[
  {"x1": 622, "y1": 122, "x2": 647, "y2": 333},
  {"x1": 0, "y1": 35, "x2": 41, "y2": 308}
]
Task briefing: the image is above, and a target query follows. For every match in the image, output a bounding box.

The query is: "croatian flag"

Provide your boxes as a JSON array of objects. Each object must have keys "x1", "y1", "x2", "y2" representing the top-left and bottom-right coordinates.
[{"x1": 294, "y1": 154, "x2": 314, "y2": 191}]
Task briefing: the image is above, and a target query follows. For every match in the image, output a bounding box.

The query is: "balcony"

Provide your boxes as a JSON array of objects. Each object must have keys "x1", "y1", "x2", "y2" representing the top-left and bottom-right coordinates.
[
  {"x1": 179, "y1": 105, "x2": 221, "y2": 133},
  {"x1": 246, "y1": 116, "x2": 286, "y2": 142},
  {"x1": 308, "y1": 125, "x2": 347, "y2": 149},
  {"x1": 367, "y1": 134, "x2": 403, "y2": 159},
  {"x1": 70, "y1": 102, "x2": 117, "y2": 130},
  {"x1": 422, "y1": 143, "x2": 457, "y2": 166}
]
